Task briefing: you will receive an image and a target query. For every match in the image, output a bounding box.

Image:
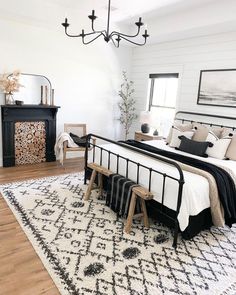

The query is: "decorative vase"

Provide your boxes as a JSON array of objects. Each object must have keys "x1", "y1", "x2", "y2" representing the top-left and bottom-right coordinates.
[
  {"x1": 5, "y1": 93, "x2": 15, "y2": 105},
  {"x1": 153, "y1": 129, "x2": 159, "y2": 135},
  {"x1": 141, "y1": 123, "x2": 150, "y2": 133}
]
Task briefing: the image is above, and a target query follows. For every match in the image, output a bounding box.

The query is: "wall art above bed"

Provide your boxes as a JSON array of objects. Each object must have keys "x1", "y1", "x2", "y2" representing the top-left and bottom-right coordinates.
[{"x1": 197, "y1": 69, "x2": 236, "y2": 108}]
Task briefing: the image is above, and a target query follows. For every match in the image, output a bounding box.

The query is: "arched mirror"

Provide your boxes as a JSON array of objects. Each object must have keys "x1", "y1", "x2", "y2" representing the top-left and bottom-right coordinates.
[{"x1": 12, "y1": 73, "x2": 52, "y2": 105}]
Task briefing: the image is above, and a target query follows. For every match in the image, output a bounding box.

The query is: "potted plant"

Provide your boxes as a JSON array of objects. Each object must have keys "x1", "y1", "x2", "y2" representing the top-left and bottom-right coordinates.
[{"x1": 118, "y1": 71, "x2": 137, "y2": 140}]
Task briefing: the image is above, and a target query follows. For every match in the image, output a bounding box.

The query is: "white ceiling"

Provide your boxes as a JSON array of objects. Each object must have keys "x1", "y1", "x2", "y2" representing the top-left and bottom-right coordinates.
[
  {"x1": 0, "y1": 0, "x2": 235, "y2": 45},
  {"x1": 47, "y1": 0, "x2": 216, "y2": 22},
  {"x1": 48, "y1": 0, "x2": 184, "y2": 21},
  {"x1": 0, "y1": 0, "x2": 230, "y2": 24}
]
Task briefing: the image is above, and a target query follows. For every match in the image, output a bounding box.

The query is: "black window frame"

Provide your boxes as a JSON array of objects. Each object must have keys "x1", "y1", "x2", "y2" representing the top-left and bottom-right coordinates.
[{"x1": 148, "y1": 73, "x2": 179, "y2": 111}]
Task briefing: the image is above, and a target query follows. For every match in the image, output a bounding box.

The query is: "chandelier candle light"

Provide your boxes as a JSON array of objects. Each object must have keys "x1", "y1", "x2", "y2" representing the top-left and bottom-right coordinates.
[{"x1": 61, "y1": 0, "x2": 149, "y2": 47}]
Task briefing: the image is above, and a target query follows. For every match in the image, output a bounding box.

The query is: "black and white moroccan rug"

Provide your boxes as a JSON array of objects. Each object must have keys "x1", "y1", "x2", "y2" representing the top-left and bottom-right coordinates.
[{"x1": 1, "y1": 173, "x2": 236, "y2": 295}]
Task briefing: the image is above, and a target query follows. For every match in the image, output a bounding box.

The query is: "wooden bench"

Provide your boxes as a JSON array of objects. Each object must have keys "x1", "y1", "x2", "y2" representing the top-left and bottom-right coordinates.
[
  {"x1": 125, "y1": 186, "x2": 153, "y2": 234},
  {"x1": 84, "y1": 163, "x2": 113, "y2": 201},
  {"x1": 84, "y1": 163, "x2": 153, "y2": 233}
]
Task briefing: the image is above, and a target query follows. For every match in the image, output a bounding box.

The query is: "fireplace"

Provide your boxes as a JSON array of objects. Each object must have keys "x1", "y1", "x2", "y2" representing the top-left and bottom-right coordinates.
[
  {"x1": 15, "y1": 121, "x2": 46, "y2": 165},
  {"x1": 1, "y1": 105, "x2": 60, "y2": 167}
]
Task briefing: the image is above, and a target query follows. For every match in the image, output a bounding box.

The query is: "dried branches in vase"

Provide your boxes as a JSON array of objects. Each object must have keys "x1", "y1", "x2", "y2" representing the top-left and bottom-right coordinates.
[
  {"x1": 118, "y1": 71, "x2": 138, "y2": 140},
  {"x1": 0, "y1": 70, "x2": 24, "y2": 104}
]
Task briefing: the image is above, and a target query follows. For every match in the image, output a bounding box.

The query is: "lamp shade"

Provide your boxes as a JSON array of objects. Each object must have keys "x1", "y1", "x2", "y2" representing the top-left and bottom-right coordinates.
[{"x1": 140, "y1": 111, "x2": 151, "y2": 124}]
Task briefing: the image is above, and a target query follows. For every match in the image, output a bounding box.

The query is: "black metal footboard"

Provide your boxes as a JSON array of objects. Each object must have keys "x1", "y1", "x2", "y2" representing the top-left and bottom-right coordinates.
[{"x1": 84, "y1": 134, "x2": 185, "y2": 248}]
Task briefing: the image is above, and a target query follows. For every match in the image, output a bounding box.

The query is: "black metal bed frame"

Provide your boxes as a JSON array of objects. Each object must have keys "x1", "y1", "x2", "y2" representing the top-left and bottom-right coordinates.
[
  {"x1": 84, "y1": 111, "x2": 236, "y2": 248},
  {"x1": 175, "y1": 111, "x2": 236, "y2": 130}
]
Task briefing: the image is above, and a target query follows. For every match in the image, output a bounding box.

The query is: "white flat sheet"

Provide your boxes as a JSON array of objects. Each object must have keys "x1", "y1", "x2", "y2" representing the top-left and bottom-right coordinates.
[
  {"x1": 88, "y1": 140, "x2": 236, "y2": 231},
  {"x1": 148, "y1": 140, "x2": 236, "y2": 184}
]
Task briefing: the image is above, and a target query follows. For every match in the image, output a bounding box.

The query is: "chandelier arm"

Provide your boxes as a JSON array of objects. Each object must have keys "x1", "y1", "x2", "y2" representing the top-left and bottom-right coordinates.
[
  {"x1": 64, "y1": 28, "x2": 82, "y2": 38},
  {"x1": 118, "y1": 35, "x2": 148, "y2": 46},
  {"x1": 83, "y1": 30, "x2": 103, "y2": 37},
  {"x1": 91, "y1": 26, "x2": 107, "y2": 36},
  {"x1": 91, "y1": 20, "x2": 107, "y2": 36},
  {"x1": 64, "y1": 28, "x2": 103, "y2": 38},
  {"x1": 110, "y1": 26, "x2": 141, "y2": 39},
  {"x1": 82, "y1": 32, "x2": 104, "y2": 45},
  {"x1": 91, "y1": 20, "x2": 96, "y2": 32},
  {"x1": 110, "y1": 36, "x2": 119, "y2": 48}
]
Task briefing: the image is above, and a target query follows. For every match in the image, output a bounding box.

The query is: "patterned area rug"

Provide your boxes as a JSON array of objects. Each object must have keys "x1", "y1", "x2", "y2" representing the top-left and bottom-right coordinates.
[{"x1": 1, "y1": 173, "x2": 236, "y2": 295}]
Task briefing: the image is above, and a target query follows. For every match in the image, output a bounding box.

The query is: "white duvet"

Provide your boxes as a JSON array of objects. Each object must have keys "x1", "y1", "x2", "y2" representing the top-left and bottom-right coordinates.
[{"x1": 88, "y1": 139, "x2": 236, "y2": 231}]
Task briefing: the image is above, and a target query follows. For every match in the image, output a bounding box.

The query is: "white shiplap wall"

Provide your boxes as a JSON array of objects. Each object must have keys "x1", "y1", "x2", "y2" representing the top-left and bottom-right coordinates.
[{"x1": 130, "y1": 31, "x2": 236, "y2": 135}]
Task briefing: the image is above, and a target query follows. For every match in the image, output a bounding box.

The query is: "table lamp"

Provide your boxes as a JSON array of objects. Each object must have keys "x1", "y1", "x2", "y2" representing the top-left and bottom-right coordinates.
[{"x1": 140, "y1": 111, "x2": 151, "y2": 133}]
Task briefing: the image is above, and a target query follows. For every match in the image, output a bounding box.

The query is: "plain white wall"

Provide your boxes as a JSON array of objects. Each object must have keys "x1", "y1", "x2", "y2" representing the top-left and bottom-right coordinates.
[
  {"x1": 131, "y1": 31, "x2": 236, "y2": 135},
  {"x1": 0, "y1": 18, "x2": 132, "y2": 166}
]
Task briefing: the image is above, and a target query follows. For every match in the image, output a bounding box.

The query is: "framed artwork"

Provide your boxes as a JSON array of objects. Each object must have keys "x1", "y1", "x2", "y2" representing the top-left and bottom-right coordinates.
[{"x1": 197, "y1": 69, "x2": 236, "y2": 108}]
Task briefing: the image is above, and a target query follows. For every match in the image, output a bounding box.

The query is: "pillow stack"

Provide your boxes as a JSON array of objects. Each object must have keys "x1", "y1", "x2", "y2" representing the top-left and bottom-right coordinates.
[{"x1": 166, "y1": 122, "x2": 235, "y2": 160}]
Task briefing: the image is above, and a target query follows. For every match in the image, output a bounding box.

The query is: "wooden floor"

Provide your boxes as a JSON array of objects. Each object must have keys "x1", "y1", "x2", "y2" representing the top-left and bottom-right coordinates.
[{"x1": 0, "y1": 159, "x2": 84, "y2": 295}]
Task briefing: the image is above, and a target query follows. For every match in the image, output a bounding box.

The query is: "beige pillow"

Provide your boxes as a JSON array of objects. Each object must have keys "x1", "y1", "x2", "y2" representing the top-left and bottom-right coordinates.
[
  {"x1": 206, "y1": 131, "x2": 231, "y2": 160},
  {"x1": 211, "y1": 127, "x2": 223, "y2": 138},
  {"x1": 192, "y1": 124, "x2": 208, "y2": 141},
  {"x1": 221, "y1": 127, "x2": 235, "y2": 138},
  {"x1": 166, "y1": 123, "x2": 193, "y2": 144},
  {"x1": 192, "y1": 123, "x2": 223, "y2": 141},
  {"x1": 225, "y1": 134, "x2": 236, "y2": 161},
  {"x1": 169, "y1": 128, "x2": 194, "y2": 148}
]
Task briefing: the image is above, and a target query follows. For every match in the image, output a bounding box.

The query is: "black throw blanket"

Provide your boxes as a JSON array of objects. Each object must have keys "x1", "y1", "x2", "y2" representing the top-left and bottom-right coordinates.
[
  {"x1": 121, "y1": 140, "x2": 236, "y2": 227},
  {"x1": 106, "y1": 174, "x2": 140, "y2": 218}
]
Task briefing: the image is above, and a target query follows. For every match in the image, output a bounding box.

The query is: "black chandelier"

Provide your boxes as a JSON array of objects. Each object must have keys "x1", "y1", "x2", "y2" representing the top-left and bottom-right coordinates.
[{"x1": 61, "y1": 0, "x2": 149, "y2": 47}]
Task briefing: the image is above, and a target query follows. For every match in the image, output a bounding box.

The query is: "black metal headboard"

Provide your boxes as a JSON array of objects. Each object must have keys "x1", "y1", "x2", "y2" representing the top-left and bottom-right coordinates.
[{"x1": 175, "y1": 111, "x2": 236, "y2": 130}]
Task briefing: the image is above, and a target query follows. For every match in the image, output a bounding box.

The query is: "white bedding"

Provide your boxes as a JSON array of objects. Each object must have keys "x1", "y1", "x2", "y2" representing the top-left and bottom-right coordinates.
[{"x1": 88, "y1": 139, "x2": 236, "y2": 231}]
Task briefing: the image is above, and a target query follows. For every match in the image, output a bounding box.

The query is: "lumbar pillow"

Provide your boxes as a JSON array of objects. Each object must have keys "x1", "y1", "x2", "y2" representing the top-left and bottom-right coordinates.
[
  {"x1": 166, "y1": 123, "x2": 193, "y2": 144},
  {"x1": 70, "y1": 132, "x2": 89, "y2": 147},
  {"x1": 206, "y1": 131, "x2": 231, "y2": 160},
  {"x1": 177, "y1": 136, "x2": 212, "y2": 157},
  {"x1": 169, "y1": 127, "x2": 194, "y2": 148}
]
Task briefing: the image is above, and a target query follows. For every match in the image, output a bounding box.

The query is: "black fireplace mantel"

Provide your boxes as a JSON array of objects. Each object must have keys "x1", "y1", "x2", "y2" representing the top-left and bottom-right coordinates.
[{"x1": 1, "y1": 105, "x2": 60, "y2": 167}]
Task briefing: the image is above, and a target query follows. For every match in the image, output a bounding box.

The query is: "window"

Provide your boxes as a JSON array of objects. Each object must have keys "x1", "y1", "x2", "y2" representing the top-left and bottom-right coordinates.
[{"x1": 148, "y1": 73, "x2": 179, "y2": 136}]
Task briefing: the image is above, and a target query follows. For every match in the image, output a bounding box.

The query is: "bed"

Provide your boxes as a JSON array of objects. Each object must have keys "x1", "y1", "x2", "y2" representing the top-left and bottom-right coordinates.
[{"x1": 84, "y1": 111, "x2": 236, "y2": 247}]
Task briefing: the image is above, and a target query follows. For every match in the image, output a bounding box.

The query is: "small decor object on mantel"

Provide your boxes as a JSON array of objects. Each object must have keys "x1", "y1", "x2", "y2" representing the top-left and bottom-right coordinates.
[
  {"x1": 118, "y1": 71, "x2": 137, "y2": 140},
  {"x1": 45, "y1": 85, "x2": 48, "y2": 105},
  {"x1": 40, "y1": 85, "x2": 44, "y2": 104},
  {"x1": 0, "y1": 70, "x2": 24, "y2": 105},
  {"x1": 15, "y1": 100, "x2": 24, "y2": 106},
  {"x1": 51, "y1": 89, "x2": 55, "y2": 106}
]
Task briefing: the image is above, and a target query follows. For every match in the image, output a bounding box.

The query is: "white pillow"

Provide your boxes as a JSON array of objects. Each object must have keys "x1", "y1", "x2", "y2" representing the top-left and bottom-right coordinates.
[
  {"x1": 206, "y1": 131, "x2": 231, "y2": 160},
  {"x1": 169, "y1": 128, "x2": 194, "y2": 148}
]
